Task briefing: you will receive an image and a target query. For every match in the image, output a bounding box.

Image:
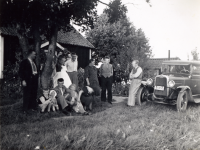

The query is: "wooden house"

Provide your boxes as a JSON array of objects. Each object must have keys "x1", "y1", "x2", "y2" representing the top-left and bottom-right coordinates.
[{"x1": 0, "y1": 27, "x2": 95, "y2": 79}]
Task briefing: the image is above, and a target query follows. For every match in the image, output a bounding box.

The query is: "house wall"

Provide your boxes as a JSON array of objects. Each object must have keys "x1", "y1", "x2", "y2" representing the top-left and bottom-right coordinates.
[{"x1": 0, "y1": 35, "x2": 4, "y2": 79}]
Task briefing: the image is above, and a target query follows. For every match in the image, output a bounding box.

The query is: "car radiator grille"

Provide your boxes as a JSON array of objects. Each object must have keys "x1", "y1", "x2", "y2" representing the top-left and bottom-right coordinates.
[{"x1": 154, "y1": 76, "x2": 168, "y2": 96}]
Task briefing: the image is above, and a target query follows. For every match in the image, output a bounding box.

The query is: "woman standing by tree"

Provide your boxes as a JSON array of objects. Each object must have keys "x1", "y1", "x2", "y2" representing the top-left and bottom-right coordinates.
[{"x1": 52, "y1": 55, "x2": 71, "y2": 88}]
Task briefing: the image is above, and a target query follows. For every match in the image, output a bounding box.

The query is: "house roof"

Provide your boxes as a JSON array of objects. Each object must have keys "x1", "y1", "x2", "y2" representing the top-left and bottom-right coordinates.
[
  {"x1": 146, "y1": 57, "x2": 181, "y2": 69},
  {"x1": 0, "y1": 26, "x2": 95, "y2": 49},
  {"x1": 163, "y1": 60, "x2": 200, "y2": 65}
]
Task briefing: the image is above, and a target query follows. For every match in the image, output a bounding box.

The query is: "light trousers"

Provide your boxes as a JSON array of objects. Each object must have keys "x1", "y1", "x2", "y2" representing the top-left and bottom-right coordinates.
[{"x1": 127, "y1": 79, "x2": 141, "y2": 106}]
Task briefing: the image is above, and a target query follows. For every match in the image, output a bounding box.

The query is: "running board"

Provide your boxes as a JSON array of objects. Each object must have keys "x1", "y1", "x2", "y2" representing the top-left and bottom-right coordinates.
[{"x1": 152, "y1": 100, "x2": 177, "y2": 105}]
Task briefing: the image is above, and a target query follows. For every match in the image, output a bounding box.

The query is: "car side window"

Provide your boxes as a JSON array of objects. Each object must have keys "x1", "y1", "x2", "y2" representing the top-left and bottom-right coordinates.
[{"x1": 192, "y1": 65, "x2": 200, "y2": 75}]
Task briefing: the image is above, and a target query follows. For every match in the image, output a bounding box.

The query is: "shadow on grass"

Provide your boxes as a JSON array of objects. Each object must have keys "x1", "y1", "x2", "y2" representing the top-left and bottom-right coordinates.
[{"x1": 0, "y1": 96, "x2": 112, "y2": 126}]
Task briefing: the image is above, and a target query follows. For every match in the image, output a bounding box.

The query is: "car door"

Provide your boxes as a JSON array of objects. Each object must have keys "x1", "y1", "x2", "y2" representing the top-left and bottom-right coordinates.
[{"x1": 191, "y1": 64, "x2": 200, "y2": 95}]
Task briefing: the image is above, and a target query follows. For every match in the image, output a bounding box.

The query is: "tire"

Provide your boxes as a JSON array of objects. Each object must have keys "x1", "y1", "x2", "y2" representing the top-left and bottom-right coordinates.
[
  {"x1": 176, "y1": 91, "x2": 188, "y2": 112},
  {"x1": 136, "y1": 87, "x2": 147, "y2": 106}
]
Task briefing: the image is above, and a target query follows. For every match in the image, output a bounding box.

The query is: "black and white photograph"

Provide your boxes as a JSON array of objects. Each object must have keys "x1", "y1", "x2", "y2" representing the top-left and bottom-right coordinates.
[{"x1": 0, "y1": 0, "x2": 200, "y2": 149}]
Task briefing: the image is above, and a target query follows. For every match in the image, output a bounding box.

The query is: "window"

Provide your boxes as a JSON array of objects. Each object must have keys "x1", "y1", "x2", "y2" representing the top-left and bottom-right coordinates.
[{"x1": 192, "y1": 65, "x2": 200, "y2": 75}]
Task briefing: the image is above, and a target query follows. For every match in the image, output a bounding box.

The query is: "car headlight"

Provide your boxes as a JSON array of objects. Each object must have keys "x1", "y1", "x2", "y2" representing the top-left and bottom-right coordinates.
[
  {"x1": 168, "y1": 80, "x2": 175, "y2": 88},
  {"x1": 147, "y1": 78, "x2": 153, "y2": 85}
]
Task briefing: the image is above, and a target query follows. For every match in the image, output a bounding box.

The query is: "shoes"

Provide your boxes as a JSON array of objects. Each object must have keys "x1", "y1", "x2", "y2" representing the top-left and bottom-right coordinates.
[
  {"x1": 62, "y1": 109, "x2": 71, "y2": 116},
  {"x1": 83, "y1": 112, "x2": 90, "y2": 115},
  {"x1": 23, "y1": 111, "x2": 31, "y2": 115},
  {"x1": 108, "y1": 101, "x2": 112, "y2": 104},
  {"x1": 112, "y1": 99, "x2": 116, "y2": 102},
  {"x1": 31, "y1": 108, "x2": 38, "y2": 112}
]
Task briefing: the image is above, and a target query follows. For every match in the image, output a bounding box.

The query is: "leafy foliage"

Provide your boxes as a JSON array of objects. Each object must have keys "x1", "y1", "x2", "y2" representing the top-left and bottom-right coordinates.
[
  {"x1": 0, "y1": 51, "x2": 23, "y2": 99},
  {"x1": 104, "y1": 0, "x2": 127, "y2": 23},
  {"x1": 86, "y1": 13, "x2": 152, "y2": 80},
  {"x1": 0, "y1": 0, "x2": 99, "y2": 89},
  {"x1": 191, "y1": 48, "x2": 199, "y2": 60}
]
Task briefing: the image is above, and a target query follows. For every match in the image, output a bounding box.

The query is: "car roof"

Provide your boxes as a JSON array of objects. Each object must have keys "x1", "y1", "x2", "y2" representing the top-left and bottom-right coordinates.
[{"x1": 162, "y1": 60, "x2": 200, "y2": 65}]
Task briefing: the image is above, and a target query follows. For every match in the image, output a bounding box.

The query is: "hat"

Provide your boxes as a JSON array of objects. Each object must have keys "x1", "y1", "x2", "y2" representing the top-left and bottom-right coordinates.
[{"x1": 49, "y1": 90, "x2": 57, "y2": 98}]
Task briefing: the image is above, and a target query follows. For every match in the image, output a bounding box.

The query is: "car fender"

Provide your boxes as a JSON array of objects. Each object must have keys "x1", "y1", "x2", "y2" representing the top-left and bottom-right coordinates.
[
  {"x1": 177, "y1": 86, "x2": 190, "y2": 92},
  {"x1": 177, "y1": 86, "x2": 194, "y2": 102}
]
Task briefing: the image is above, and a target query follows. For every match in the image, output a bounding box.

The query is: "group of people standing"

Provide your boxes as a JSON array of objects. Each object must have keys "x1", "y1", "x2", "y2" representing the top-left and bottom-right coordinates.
[{"x1": 19, "y1": 49, "x2": 143, "y2": 115}]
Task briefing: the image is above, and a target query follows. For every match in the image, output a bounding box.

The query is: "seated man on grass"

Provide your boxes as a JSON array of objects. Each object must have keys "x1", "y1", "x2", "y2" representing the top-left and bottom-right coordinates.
[{"x1": 53, "y1": 78, "x2": 72, "y2": 115}]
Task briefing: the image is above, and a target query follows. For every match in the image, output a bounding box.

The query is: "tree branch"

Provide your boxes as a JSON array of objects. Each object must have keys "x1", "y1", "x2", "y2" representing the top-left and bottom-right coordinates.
[{"x1": 97, "y1": 0, "x2": 110, "y2": 7}]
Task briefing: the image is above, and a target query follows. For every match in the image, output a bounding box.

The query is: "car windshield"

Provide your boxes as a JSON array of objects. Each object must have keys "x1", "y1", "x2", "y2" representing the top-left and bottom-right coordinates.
[{"x1": 162, "y1": 65, "x2": 191, "y2": 75}]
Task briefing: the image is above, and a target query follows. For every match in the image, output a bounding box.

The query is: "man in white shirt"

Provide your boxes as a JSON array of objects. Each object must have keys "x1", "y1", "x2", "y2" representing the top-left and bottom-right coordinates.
[
  {"x1": 65, "y1": 52, "x2": 78, "y2": 88},
  {"x1": 127, "y1": 60, "x2": 143, "y2": 106}
]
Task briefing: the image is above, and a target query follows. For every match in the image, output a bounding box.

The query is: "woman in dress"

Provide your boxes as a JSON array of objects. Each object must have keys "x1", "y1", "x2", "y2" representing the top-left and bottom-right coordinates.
[
  {"x1": 84, "y1": 58, "x2": 100, "y2": 87},
  {"x1": 52, "y1": 55, "x2": 72, "y2": 88}
]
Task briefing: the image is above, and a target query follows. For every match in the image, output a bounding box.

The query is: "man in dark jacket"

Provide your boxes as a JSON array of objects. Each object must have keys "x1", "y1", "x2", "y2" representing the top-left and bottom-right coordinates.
[{"x1": 19, "y1": 50, "x2": 38, "y2": 114}]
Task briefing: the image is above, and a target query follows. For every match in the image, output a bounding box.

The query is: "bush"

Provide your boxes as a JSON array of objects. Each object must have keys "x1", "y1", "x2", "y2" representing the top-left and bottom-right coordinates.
[
  {"x1": 0, "y1": 52, "x2": 23, "y2": 99},
  {"x1": 112, "y1": 80, "x2": 130, "y2": 96}
]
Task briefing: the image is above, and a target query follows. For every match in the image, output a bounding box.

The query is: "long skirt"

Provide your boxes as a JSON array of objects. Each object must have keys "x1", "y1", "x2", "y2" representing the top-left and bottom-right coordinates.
[{"x1": 127, "y1": 79, "x2": 141, "y2": 106}]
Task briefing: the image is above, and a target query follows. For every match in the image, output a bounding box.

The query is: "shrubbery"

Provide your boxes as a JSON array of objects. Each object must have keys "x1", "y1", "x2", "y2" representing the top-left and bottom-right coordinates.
[{"x1": 0, "y1": 52, "x2": 23, "y2": 99}]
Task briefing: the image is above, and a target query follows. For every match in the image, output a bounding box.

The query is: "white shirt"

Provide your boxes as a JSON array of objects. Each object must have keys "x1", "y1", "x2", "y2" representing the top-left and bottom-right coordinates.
[
  {"x1": 65, "y1": 57, "x2": 78, "y2": 72},
  {"x1": 59, "y1": 88, "x2": 63, "y2": 96},
  {"x1": 28, "y1": 58, "x2": 37, "y2": 75}
]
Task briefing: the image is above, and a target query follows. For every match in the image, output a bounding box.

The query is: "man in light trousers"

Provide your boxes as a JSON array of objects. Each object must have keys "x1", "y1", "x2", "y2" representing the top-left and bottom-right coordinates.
[{"x1": 127, "y1": 60, "x2": 143, "y2": 106}]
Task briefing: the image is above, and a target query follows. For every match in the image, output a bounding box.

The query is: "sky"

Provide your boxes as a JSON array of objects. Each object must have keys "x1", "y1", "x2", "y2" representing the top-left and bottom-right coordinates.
[{"x1": 91, "y1": 0, "x2": 200, "y2": 60}]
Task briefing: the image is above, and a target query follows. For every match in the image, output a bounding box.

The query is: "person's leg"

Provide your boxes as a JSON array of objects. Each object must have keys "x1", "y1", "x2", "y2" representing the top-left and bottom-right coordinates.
[
  {"x1": 107, "y1": 77, "x2": 113, "y2": 103},
  {"x1": 47, "y1": 103, "x2": 52, "y2": 112},
  {"x1": 130, "y1": 80, "x2": 141, "y2": 106},
  {"x1": 52, "y1": 105, "x2": 55, "y2": 112},
  {"x1": 127, "y1": 80, "x2": 135, "y2": 106},
  {"x1": 57, "y1": 95, "x2": 68, "y2": 110},
  {"x1": 101, "y1": 76, "x2": 107, "y2": 102},
  {"x1": 55, "y1": 105, "x2": 59, "y2": 110},
  {"x1": 127, "y1": 80, "x2": 141, "y2": 106},
  {"x1": 67, "y1": 72, "x2": 73, "y2": 84},
  {"x1": 39, "y1": 103, "x2": 48, "y2": 112},
  {"x1": 29, "y1": 76, "x2": 38, "y2": 110},
  {"x1": 73, "y1": 72, "x2": 79, "y2": 89},
  {"x1": 23, "y1": 85, "x2": 31, "y2": 112}
]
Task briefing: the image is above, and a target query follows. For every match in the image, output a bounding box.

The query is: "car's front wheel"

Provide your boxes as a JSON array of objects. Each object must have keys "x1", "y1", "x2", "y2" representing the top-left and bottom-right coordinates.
[
  {"x1": 177, "y1": 90, "x2": 188, "y2": 112},
  {"x1": 136, "y1": 87, "x2": 148, "y2": 106}
]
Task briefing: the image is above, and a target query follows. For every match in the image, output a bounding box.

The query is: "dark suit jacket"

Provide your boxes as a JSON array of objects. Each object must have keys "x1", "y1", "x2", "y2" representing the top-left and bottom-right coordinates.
[
  {"x1": 19, "y1": 59, "x2": 38, "y2": 83},
  {"x1": 54, "y1": 85, "x2": 71, "y2": 98}
]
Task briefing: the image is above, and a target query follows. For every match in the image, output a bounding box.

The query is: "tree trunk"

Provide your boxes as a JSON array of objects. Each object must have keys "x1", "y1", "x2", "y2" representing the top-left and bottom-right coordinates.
[
  {"x1": 16, "y1": 24, "x2": 29, "y2": 58},
  {"x1": 41, "y1": 26, "x2": 58, "y2": 90},
  {"x1": 33, "y1": 25, "x2": 41, "y2": 68}
]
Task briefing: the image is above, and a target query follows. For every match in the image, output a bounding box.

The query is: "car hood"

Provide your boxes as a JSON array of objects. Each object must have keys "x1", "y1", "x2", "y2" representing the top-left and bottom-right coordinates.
[{"x1": 168, "y1": 76, "x2": 187, "y2": 87}]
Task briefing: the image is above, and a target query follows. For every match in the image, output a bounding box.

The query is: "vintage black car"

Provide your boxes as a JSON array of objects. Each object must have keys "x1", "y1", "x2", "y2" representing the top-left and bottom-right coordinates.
[{"x1": 136, "y1": 60, "x2": 200, "y2": 112}]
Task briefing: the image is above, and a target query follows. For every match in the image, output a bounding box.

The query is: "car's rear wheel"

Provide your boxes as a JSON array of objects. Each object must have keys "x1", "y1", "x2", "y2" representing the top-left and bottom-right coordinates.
[
  {"x1": 177, "y1": 90, "x2": 188, "y2": 112},
  {"x1": 136, "y1": 87, "x2": 148, "y2": 106}
]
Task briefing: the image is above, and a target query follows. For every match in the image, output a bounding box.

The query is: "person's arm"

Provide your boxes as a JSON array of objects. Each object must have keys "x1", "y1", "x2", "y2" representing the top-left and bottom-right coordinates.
[
  {"x1": 99, "y1": 64, "x2": 103, "y2": 77},
  {"x1": 40, "y1": 97, "x2": 51, "y2": 104},
  {"x1": 78, "y1": 90, "x2": 84, "y2": 102},
  {"x1": 84, "y1": 67, "x2": 90, "y2": 85},
  {"x1": 133, "y1": 67, "x2": 142, "y2": 78},
  {"x1": 111, "y1": 64, "x2": 113, "y2": 76},
  {"x1": 129, "y1": 70, "x2": 134, "y2": 79}
]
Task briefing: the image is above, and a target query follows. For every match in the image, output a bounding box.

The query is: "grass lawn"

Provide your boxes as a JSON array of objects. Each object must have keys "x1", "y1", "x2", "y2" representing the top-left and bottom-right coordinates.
[{"x1": 0, "y1": 96, "x2": 200, "y2": 150}]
